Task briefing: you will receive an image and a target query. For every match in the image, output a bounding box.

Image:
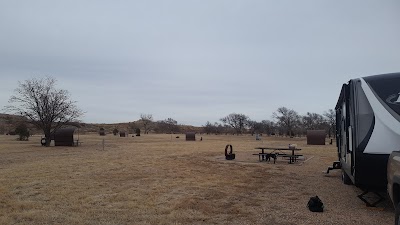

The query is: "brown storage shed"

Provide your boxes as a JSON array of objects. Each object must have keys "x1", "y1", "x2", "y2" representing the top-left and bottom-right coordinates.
[
  {"x1": 54, "y1": 127, "x2": 76, "y2": 146},
  {"x1": 186, "y1": 132, "x2": 196, "y2": 141},
  {"x1": 307, "y1": 130, "x2": 326, "y2": 145}
]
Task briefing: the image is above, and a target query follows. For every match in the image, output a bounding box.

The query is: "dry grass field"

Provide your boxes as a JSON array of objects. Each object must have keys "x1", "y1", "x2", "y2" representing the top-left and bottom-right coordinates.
[{"x1": 0, "y1": 134, "x2": 394, "y2": 224}]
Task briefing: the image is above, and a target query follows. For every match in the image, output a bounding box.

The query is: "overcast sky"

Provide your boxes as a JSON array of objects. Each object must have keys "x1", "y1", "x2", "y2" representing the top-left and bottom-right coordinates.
[{"x1": 1, "y1": 1, "x2": 399, "y2": 126}]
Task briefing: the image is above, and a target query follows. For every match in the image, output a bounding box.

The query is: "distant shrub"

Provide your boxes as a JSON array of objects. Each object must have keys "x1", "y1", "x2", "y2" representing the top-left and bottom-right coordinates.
[
  {"x1": 15, "y1": 123, "x2": 30, "y2": 141},
  {"x1": 99, "y1": 127, "x2": 106, "y2": 136},
  {"x1": 113, "y1": 128, "x2": 119, "y2": 136}
]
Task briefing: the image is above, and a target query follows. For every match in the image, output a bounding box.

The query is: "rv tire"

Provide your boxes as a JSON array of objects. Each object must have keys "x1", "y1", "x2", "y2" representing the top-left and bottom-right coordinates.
[{"x1": 342, "y1": 170, "x2": 352, "y2": 185}]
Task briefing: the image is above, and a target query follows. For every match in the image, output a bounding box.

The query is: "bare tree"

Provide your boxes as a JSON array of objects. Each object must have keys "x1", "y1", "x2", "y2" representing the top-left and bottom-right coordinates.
[
  {"x1": 261, "y1": 120, "x2": 275, "y2": 136},
  {"x1": 155, "y1": 118, "x2": 180, "y2": 134},
  {"x1": 5, "y1": 77, "x2": 83, "y2": 146},
  {"x1": 323, "y1": 109, "x2": 336, "y2": 138},
  {"x1": 140, "y1": 114, "x2": 153, "y2": 134},
  {"x1": 220, "y1": 113, "x2": 249, "y2": 135},
  {"x1": 164, "y1": 118, "x2": 179, "y2": 133},
  {"x1": 128, "y1": 122, "x2": 138, "y2": 134},
  {"x1": 203, "y1": 121, "x2": 227, "y2": 135},
  {"x1": 215, "y1": 123, "x2": 227, "y2": 135},
  {"x1": 302, "y1": 112, "x2": 326, "y2": 130},
  {"x1": 273, "y1": 107, "x2": 300, "y2": 137},
  {"x1": 247, "y1": 120, "x2": 263, "y2": 135},
  {"x1": 203, "y1": 121, "x2": 214, "y2": 134}
]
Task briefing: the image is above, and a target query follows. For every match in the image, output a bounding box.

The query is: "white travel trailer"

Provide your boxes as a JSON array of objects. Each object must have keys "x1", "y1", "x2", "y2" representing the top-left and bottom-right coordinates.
[{"x1": 336, "y1": 73, "x2": 400, "y2": 190}]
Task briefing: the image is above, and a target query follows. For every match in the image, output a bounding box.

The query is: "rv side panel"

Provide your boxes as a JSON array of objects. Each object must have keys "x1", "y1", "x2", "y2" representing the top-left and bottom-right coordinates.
[{"x1": 336, "y1": 72, "x2": 400, "y2": 190}]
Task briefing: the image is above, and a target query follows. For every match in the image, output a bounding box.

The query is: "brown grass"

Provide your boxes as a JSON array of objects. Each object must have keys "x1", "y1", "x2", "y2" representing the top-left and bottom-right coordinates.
[{"x1": 0, "y1": 134, "x2": 394, "y2": 224}]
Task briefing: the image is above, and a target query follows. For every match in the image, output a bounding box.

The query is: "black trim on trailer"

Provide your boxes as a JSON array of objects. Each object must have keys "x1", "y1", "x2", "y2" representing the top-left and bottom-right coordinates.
[
  {"x1": 355, "y1": 153, "x2": 390, "y2": 190},
  {"x1": 363, "y1": 72, "x2": 400, "y2": 121},
  {"x1": 358, "y1": 116, "x2": 375, "y2": 153}
]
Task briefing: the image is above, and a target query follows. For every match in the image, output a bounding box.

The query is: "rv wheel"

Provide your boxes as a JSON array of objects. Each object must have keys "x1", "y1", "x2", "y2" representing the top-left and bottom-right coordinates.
[
  {"x1": 342, "y1": 170, "x2": 352, "y2": 185},
  {"x1": 396, "y1": 203, "x2": 400, "y2": 225}
]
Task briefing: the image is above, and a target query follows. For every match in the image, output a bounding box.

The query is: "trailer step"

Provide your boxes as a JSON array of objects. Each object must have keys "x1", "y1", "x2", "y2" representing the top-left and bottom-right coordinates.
[
  {"x1": 325, "y1": 161, "x2": 341, "y2": 174},
  {"x1": 357, "y1": 190, "x2": 385, "y2": 207}
]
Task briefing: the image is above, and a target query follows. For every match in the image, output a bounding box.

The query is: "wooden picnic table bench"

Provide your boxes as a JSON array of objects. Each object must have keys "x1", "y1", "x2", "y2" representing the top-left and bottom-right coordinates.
[
  {"x1": 281, "y1": 155, "x2": 303, "y2": 163},
  {"x1": 253, "y1": 147, "x2": 303, "y2": 164},
  {"x1": 252, "y1": 153, "x2": 277, "y2": 163}
]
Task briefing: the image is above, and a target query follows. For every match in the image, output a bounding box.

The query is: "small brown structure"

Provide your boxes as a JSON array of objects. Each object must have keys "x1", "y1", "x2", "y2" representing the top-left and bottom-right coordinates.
[
  {"x1": 225, "y1": 144, "x2": 235, "y2": 160},
  {"x1": 135, "y1": 128, "x2": 141, "y2": 136},
  {"x1": 120, "y1": 131, "x2": 126, "y2": 137},
  {"x1": 186, "y1": 132, "x2": 196, "y2": 141},
  {"x1": 307, "y1": 130, "x2": 326, "y2": 145},
  {"x1": 99, "y1": 128, "x2": 105, "y2": 136},
  {"x1": 54, "y1": 127, "x2": 76, "y2": 146}
]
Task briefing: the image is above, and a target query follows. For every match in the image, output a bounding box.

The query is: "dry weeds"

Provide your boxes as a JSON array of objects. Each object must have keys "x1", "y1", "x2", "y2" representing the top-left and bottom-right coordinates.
[{"x1": 0, "y1": 134, "x2": 394, "y2": 224}]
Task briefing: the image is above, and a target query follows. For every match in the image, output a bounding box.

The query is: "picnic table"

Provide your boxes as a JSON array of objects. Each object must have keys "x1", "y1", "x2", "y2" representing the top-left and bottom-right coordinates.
[{"x1": 254, "y1": 147, "x2": 302, "y2": 164}]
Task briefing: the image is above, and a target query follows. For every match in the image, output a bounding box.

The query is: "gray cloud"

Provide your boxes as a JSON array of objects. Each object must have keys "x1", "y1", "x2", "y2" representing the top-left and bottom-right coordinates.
[{"x1": 1, "y1": 0, "x2": 399, "y2": 126}]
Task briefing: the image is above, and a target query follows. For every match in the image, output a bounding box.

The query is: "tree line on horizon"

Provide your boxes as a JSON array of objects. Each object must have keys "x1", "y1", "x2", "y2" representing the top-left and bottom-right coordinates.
[
  {"x1": 2, "y1": 76, "x2": 336, "y2": 145},
  {"x1": 130, "y1": 109, "x2": 336, "y2": 138},
  {"x1": 98, "y1": 108, "x2": 336, "y2": 139},
  {"x1": 204, "y1": 108, "x2": 335, "y2": 138}
]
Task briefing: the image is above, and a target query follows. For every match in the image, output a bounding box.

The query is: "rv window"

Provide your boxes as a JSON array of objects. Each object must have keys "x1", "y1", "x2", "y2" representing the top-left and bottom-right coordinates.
[
  {"x1": 348, "y1": 126, "x2": 352, "y2": 152},
  {"x1": 342, "y1": 103, "x2": 346, "y2": 119},
  {"x1": 341, "y1": 120, "x2": 346, "y2": 159}
]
